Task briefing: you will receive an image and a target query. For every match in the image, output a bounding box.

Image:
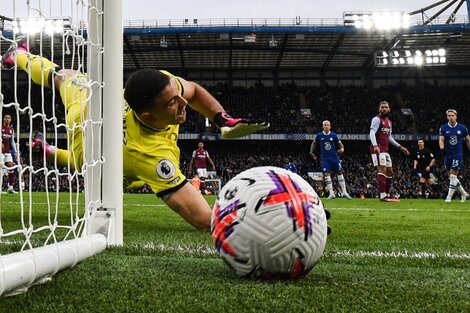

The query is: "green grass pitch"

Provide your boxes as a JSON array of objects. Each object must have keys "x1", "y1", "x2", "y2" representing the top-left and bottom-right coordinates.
[{"x1": 0, "y1": 193, "x2": 469, "y2": 312}]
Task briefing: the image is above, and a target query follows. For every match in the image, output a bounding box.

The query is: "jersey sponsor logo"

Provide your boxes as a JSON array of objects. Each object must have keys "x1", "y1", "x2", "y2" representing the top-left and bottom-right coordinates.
[
  {"x1": 380, "y1": 127, "x2": 390, "y2": 133},
  {"x1": 156, "y1": 159, "x2": 176, "y2": 180},
  {"x1": 324, "y1": 142, "x2": 332, "y2": 150}
]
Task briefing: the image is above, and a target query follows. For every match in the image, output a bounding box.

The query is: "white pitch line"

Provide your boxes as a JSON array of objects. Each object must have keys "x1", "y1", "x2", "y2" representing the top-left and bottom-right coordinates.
[
  {"x1": 330, "y1": 207, "x2": 469, "y2": 212},
  {"x1": 2, "y1": 240, "x2": 469, "y2": 260},
  {"x1": 0, "y1": 201, "x2": 167, "y2": 207},
  {"x1": 130, "y1": 242, "x2": 470, "y2": 260}
]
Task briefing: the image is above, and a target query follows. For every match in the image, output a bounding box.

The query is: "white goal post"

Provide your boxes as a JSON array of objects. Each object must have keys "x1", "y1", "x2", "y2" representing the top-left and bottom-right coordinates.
[{"x1": 0, "y1": 0, "x2": 122, "y2": 297}]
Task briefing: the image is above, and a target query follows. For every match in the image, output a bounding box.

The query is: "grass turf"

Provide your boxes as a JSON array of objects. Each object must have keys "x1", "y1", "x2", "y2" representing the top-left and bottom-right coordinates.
[{"x1": 0, "y1": 193, "x2": 469, "y2": 312}]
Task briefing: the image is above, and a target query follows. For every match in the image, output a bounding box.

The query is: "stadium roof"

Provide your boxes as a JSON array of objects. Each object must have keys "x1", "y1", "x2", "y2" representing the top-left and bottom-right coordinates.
[
  {"x1": 121, "y1": 21, "x2": 470, "y2": 70},
  {"x1": 1, "y1": 16, "x2": 470, "y2": 71}
]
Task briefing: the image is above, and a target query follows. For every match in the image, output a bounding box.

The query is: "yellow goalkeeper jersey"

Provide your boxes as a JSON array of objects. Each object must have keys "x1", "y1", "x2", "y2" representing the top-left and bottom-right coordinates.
[{"x1": 122, "y1": 71, "x2": 187, "y2": 196}]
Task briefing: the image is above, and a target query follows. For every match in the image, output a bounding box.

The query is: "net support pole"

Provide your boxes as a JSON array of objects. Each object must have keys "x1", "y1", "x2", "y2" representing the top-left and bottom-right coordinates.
[{"x1": 86, "y1": 0, "x2": 123, "y2": 245}]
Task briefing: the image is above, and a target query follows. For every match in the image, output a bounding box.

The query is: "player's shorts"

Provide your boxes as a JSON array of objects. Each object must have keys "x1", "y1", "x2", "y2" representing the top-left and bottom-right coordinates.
[
  {"x1": 2, "y1": 153, "x2": 13, "y2": 164},
  {"x1": 444, "y1": 155, "x2": 463, "y2": 171},
  {"x1": 196, "y1": 168, "x2": 208, "y2": 178},
  {"x1": 371, "y1": 152, "x2": 392, "y2": 167},
  {"x1": 321, "y1": 157, "x2": 342, "y2": 173}
]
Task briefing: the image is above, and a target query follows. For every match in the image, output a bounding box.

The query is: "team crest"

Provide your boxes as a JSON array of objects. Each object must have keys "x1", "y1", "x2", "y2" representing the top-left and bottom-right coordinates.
[{"x1": 156, "y1": 159, "x2": 176, "y2": 179}]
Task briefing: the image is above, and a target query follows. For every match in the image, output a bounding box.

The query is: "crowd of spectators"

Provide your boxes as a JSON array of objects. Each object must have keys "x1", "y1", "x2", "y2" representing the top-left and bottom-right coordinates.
[
  {"x1": 2, "y1": 81, "x2": 470, "y2": 199},
  {"x1": 3, "y1": 80, "x2": 470, "y2": 135},
  {"x1": 180, "y1": 82, "x2": 470, "y2": 135}
]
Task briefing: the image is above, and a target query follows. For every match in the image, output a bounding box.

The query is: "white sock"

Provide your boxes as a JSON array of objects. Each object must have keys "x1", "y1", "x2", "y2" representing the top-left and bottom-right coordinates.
[
  {"x1": 337, "y1": 174, "x2": 348, "y2": 194},
  {"x1": 324, "y1": 175, "x2": 334, "y2": 195},
  {"x1": 447, "y1": 174, "x2": 458, "y2": 199},
  {"x1": 454, "y1": 177, "x2": 466, "y2": 195}
]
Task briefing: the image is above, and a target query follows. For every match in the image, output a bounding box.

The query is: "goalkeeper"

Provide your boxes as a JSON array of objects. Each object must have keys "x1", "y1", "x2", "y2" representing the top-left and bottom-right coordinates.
[{"x1": 2, "y1": 37, "x2": 269, "y2": 232}]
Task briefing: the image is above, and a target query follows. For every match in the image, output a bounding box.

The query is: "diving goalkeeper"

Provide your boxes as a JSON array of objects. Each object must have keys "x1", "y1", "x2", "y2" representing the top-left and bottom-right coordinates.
[{"x1": 2, "y1": 37, "x2": 269, "y2": 232}]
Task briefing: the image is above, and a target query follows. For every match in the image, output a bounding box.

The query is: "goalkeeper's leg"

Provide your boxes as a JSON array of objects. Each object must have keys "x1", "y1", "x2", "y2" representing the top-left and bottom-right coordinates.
[{"x1": 3, "y1": 37, "x2": 85, "y2": 170}]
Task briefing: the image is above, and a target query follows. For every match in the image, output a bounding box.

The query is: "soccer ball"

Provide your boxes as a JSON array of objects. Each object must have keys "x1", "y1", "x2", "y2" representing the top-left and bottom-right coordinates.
[{"x1": 211, "y1": 166, "x2": 328, "y2": 279}]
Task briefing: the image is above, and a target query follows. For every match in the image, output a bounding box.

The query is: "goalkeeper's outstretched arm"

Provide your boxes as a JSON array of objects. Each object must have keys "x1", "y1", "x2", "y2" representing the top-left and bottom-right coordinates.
[{"x1": 177, "y1": 76, "x2": 270, "y2": 138}]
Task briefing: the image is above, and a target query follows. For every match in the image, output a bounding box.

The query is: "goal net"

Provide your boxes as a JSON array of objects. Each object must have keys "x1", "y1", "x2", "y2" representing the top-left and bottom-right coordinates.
[{"x1": 0, "y1": 0, "x2": 122, "y2": 296}]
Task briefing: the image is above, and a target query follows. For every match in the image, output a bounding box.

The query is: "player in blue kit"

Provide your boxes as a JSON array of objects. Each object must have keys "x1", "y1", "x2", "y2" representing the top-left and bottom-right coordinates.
[
  {"x1": 439, "y1": 109, "x2": 470, "y2": 202},
  {"x1": 310, "y1": 120, "x2": 352, "y2": 199}
]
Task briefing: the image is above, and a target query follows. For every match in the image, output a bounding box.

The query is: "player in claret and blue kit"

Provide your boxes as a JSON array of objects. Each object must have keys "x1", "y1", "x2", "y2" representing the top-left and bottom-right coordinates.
[
  {"x1": 439, "y1": 109, "x2": 470, "y2": 202},
  {"x1": 369, "y1": 101, "x2": 410, "y2": 202}
]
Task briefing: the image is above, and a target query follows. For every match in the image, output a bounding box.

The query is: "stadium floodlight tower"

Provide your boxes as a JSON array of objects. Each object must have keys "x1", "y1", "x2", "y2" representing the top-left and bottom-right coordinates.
[{"x1": 0, "y1": 0, "x2": 123, "y2": 297}]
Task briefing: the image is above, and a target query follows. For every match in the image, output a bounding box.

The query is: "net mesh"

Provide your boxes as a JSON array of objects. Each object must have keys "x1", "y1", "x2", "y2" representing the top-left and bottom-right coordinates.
[{"x1": 0, "y1": 1, "x2": 104, "y2": 256}]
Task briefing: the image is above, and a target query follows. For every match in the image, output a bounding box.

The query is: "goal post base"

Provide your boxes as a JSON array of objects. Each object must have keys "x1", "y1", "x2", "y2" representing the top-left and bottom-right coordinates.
[
  {"x1": 0, "y1": 234, "x2": 106, "y2": 297},
  {"x1": 88, "y1": 207, "x2": 121, "y2": 246}
]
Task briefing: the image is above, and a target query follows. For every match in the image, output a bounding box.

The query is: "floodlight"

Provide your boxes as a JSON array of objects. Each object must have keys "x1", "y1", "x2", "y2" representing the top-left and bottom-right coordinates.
[
  {"x1": 415, "y1": 56, "x2": 423, "y2": 65},
  {"x1": 344, "y1": 11, "x2": 410, "y2": 31},
  {"x1": 375, "y1": 48, "x2": 446, "y2": 67},
  {"x1": 438, "y1": 48, "x2": 446, "y2": 56},
  {"x1": 13, "y1": 17, "x2": 68, "y2": 35}
]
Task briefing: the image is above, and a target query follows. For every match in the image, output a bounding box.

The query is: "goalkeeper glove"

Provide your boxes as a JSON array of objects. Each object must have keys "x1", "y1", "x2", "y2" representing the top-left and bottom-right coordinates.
[{"x1": 213, "y1": 112, "x2": 270, "y2": 139}]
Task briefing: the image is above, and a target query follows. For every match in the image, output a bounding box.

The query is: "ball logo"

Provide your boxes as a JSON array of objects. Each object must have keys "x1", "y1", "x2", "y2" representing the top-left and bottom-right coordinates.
[
  {"x1": 156, "y1": 159, "x2": 176, "y2": 179},
  {"x1": 224, "y1": 186, "x2": 238, "y2": 200},
  {"x1": 449, "y1": 135, "x2": 458, "y2": 145},
  {"x1": 324, "y1": 142, "x2": 332, "y2": 150}
]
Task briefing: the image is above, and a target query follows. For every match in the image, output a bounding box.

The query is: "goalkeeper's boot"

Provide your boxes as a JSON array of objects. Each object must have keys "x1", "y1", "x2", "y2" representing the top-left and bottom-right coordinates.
[
  {"x1": 30, "y1": 132, "x2": 52, "y2": 157},
  {"x1": 1, "y1": 36, "x2": 29, "y2": 69},
  {"x1": 214, "y1": 112, "x2": 269, "y2": 139}
]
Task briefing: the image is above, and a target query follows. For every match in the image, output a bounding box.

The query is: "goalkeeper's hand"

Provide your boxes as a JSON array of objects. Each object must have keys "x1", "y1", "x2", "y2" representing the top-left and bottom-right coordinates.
[{"x1": 213, "y1": 112, "x2": 270, "y2": 139}]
